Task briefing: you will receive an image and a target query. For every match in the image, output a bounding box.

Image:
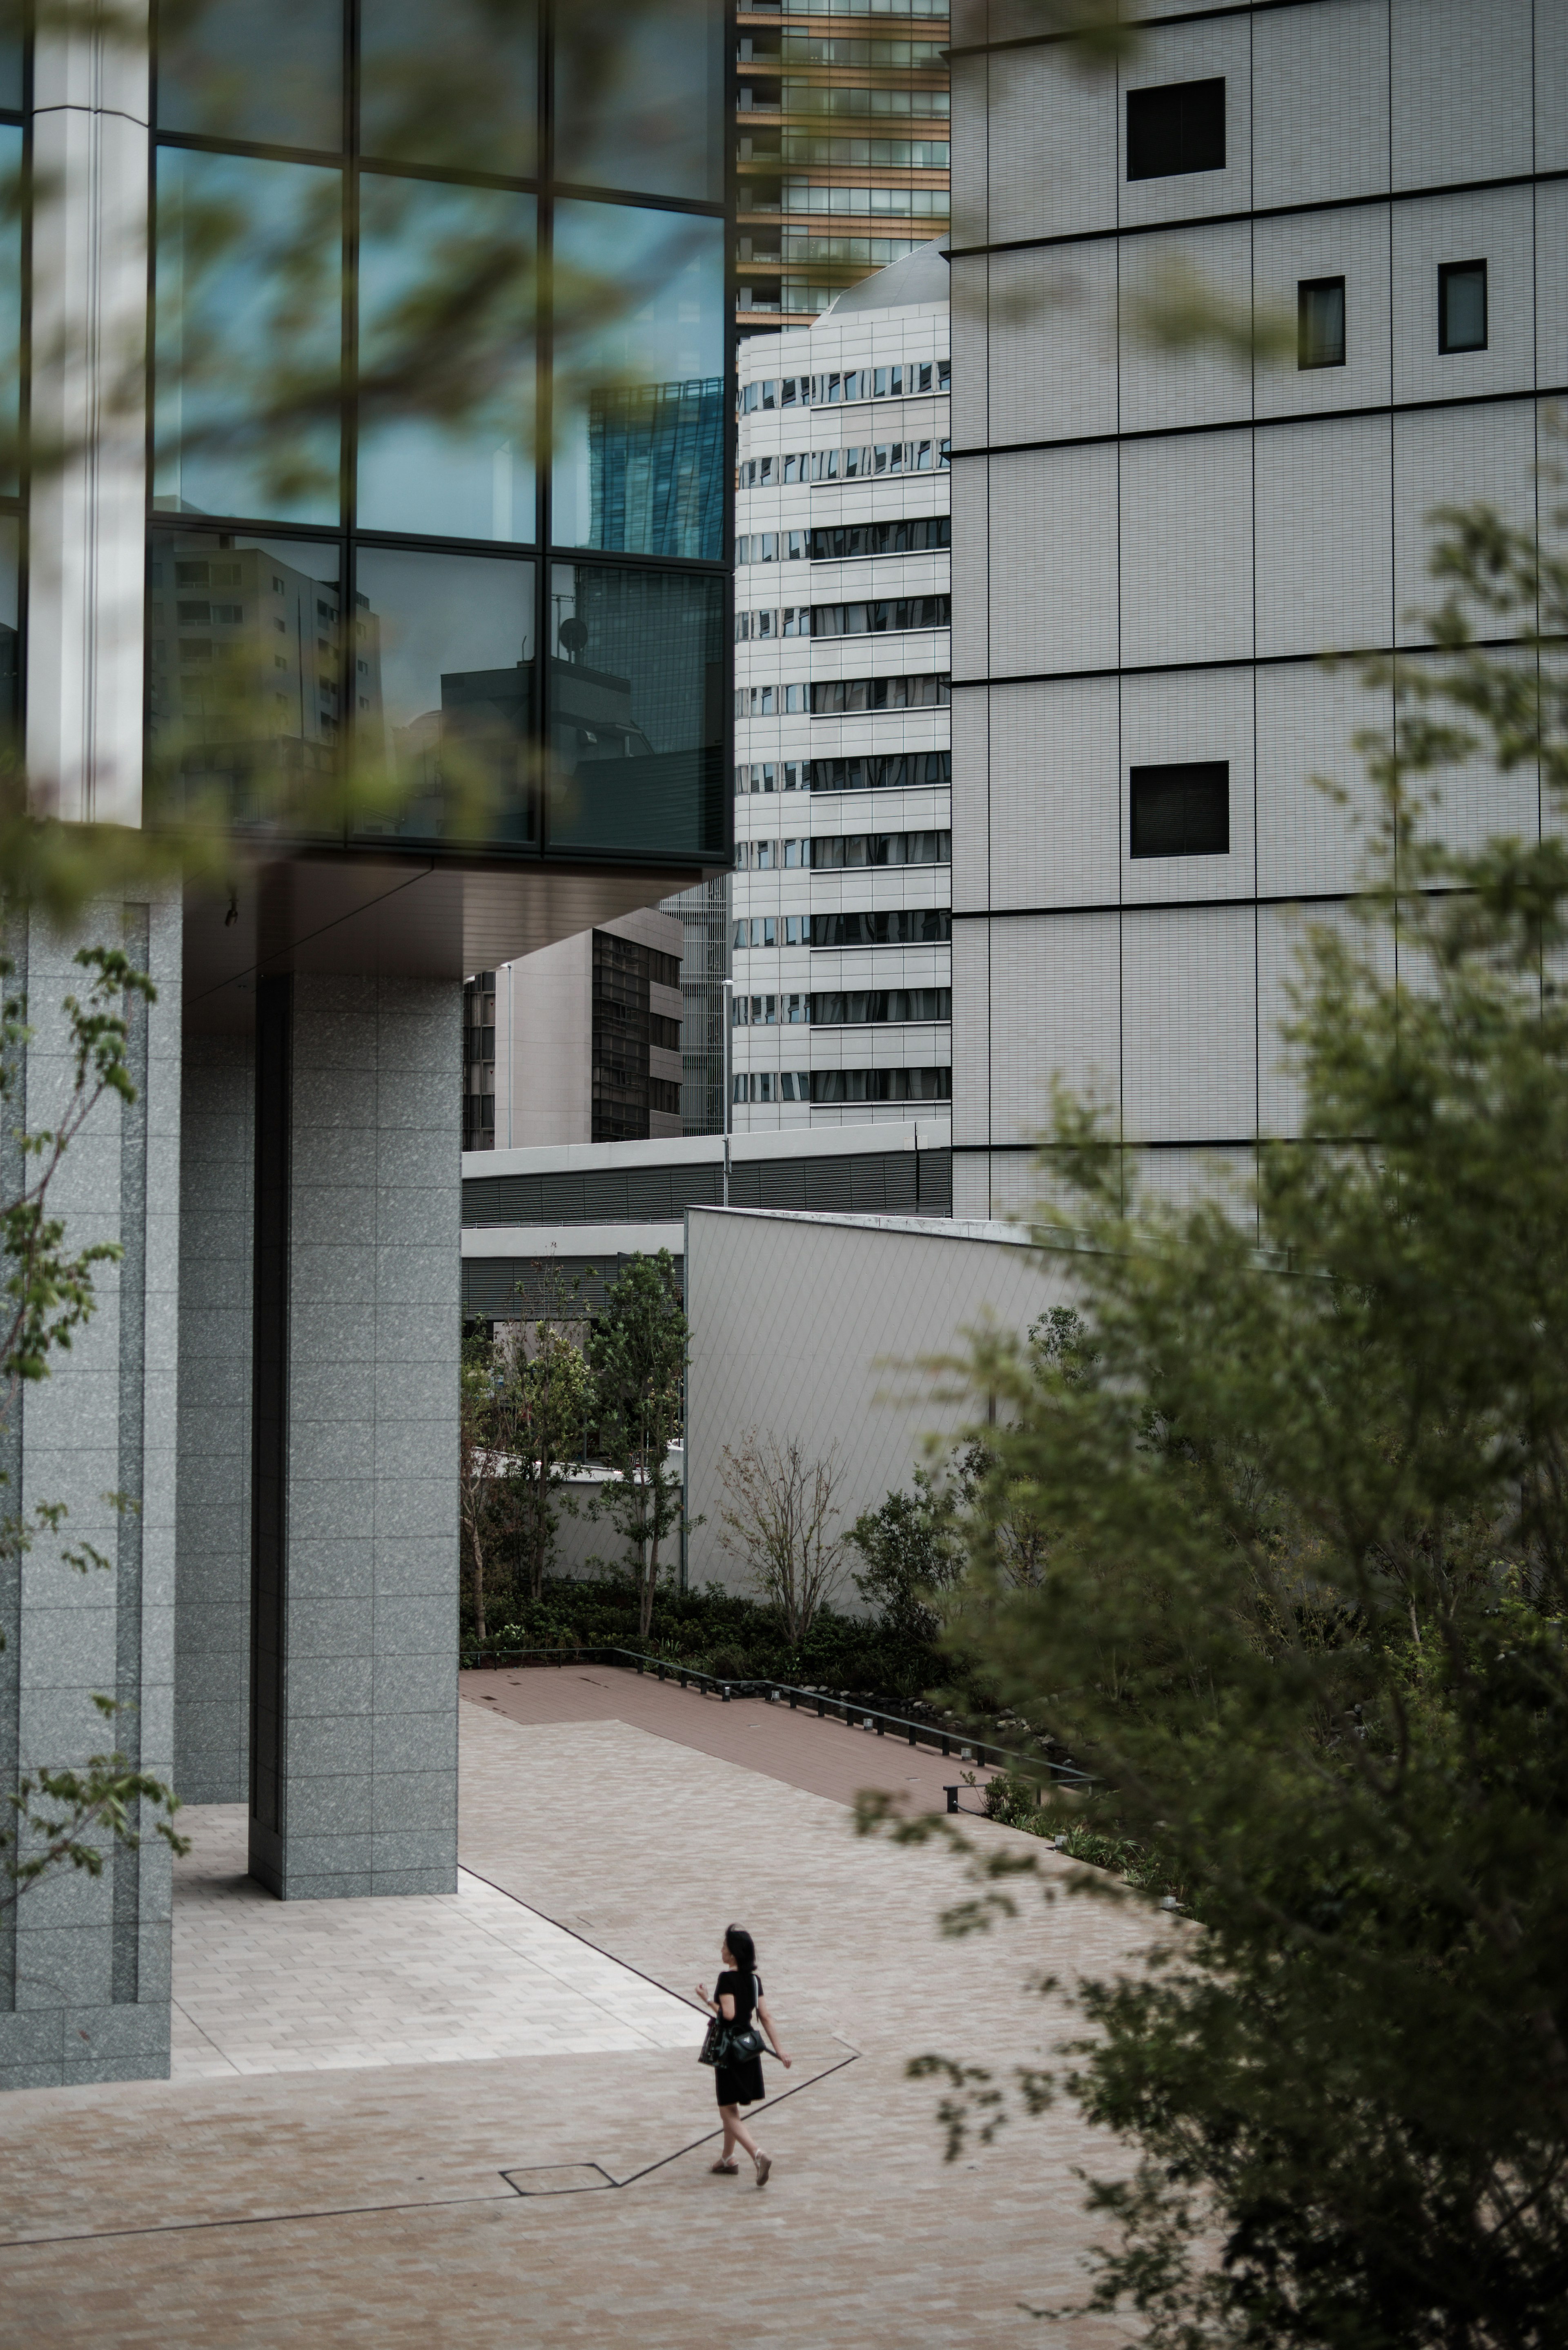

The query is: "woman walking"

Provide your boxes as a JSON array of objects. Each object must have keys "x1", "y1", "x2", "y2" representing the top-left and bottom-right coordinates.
[{"x1": 697, "y1": 1924, "x2": 791, "y2": 2185}]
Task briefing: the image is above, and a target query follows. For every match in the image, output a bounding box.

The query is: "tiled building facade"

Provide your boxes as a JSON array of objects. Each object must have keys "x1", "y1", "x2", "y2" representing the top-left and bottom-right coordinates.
[
  {"x1": 731, "y1": 241, "x2": 953, "y2": 1127},
  {"x1": 948, "y1": 0, "x2": 1567, "y2": 1219}
]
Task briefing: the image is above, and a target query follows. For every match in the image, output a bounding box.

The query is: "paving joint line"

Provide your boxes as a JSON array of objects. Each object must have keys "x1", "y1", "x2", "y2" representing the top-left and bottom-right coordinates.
[{"x1": 0, "y1": 2051, "x2": 865, "y2": 2249}]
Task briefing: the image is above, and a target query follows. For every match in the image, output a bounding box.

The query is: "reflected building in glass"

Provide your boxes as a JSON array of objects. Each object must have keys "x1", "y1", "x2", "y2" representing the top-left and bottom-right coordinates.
[{"x1": 0, "y1": 0, "x2": 731, "y2": 2091}]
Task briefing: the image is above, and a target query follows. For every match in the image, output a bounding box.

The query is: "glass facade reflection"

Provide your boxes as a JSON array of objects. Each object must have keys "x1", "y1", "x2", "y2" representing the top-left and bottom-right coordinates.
[
  {"x1": 548, "y1": 561, "x2": 725, "y2": 857},
  {"x1": 147, "y1": 0, "x2": 731, "y2": 870},
  {"x1": 552, "y1": 202, "x2": 726, "y2": 555}
]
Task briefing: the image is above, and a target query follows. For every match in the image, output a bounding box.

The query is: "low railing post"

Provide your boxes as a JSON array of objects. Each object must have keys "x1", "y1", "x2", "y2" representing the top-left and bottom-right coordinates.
[{"x1": 944, "y1": 1785, "x2": 959, "y2": 1815}]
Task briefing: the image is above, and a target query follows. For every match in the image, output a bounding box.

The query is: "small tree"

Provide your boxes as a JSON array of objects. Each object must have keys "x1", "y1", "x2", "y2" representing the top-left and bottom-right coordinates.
[
  {"x1": 718, "y1": 1431, "x2": 847, "y2": 1645},
  {"x1": 847, "y1": 1466, "x2": 964, "y2": 1639},
  {"x1": 457, "y1": 1316, "x2": 500, "y2": 1644},
  {"x1": 587, "y1": 1250, "x2": 688, "y2": 1641},
  {"x1": 1, "y1": 947, "x2": 189, "y2": 1906},
  {"x1": 507, "y1": 1287, "x2": 595, "y2": 1603}
]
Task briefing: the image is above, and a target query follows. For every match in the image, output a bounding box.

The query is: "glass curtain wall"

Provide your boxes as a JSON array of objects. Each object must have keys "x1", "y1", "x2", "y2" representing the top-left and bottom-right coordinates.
[{"x1": 147, "y1": 0, "x2": 731, "y2": 867}]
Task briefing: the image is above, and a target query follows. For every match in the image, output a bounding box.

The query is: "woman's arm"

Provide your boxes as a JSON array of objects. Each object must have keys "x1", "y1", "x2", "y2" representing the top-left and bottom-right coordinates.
[
  {"x1": 693, "y1": 1980, "x2": 737, "y2": 2019},
  {"x1": 756, "y1": 1994, "x2": 792, "y2": 2067}
]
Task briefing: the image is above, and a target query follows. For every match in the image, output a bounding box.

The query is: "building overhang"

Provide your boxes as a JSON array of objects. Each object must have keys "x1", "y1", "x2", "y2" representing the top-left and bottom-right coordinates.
[{"x1": 182, "y1": 850, "x2": 714, "y2": 1031}]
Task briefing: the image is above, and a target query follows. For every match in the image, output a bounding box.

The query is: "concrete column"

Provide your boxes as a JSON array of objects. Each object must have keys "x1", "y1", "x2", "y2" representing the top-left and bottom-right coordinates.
[
  {"x1": 249, "y1": 974, "x2": 459, "y2": 1901},
  {"x1": 173, "y1": 1034, "x2": 254, "y2": 1804},
  {"x1": 27, "y1": 4, "x2": 149, "y2": 825},
  {"x1": 0, "y1": 898, "x2": 181, "y2": 2089}
]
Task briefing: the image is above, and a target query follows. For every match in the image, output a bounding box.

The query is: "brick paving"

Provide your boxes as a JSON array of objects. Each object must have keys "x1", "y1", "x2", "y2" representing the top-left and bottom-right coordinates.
[
  {"x1": 461, "y1": 1656, "x2": 1010, "y2": 1813},
  {"x1": 0, "y1": 1687, "x2": 1164, "y2": 2348}
]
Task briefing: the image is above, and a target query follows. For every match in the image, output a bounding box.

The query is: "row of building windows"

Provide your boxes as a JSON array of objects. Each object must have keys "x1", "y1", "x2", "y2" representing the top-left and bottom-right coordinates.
[
  {"x1": 736, "y1": 440, "x2": 950, "y2": 496},
  {"x1": 735, "y1": 827, "x2": 951, "y2": 869},
  {"x1": 732, "y1": 988, "x2": 949, "y2": 1026},
  {"x1": 734, "y1": 750, "x2": 952, "y2": 794},
  {"x1": 778, "y1": 235, "x2": 928, "y2": 265},
  {"x1": 780, "y1": 183, "x2": 948, "y2": 216},
  {"x1": 778, "y1": 82, "x2": 950, "y2": 116},
  {"x1": 780, "y1": 137, "x2": 950, "y2": 167},
  {"x1": 735, "y1": 909, "x2": 951, "y2": 946},
  {"x1": 736, "y1": 595, "x2": 950, "y2": 642},
  {"x1": 737, "y1": 671, "x2": 953, "y2": 716},
  {"x1": 733, "y1": 1067, "x2": 951, "y2": 1104},
  {"x1": 776, "y1": 35, "x2": 948, "y2": 65},
  {"x1": 737, "y1": 359, "x2": 949, "y2": 413},
  {"x1": 809, "y1": 673, "x2": 951, "y2": 714},
  {"x1": 1296, "y1": 263, "x2": 1488, "y2": 369},
  {"x1": 735, "y1": 519, "x2": 950, "y2": 562},
  {"x1": 809, "y1": 518, "x2": 950, "y2": 561}
]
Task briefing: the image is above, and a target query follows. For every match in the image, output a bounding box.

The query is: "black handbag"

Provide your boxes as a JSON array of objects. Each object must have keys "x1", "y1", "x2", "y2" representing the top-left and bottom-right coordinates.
[{"x1": 698, "y1": 1978, "x2": 768, "y2": 2069}]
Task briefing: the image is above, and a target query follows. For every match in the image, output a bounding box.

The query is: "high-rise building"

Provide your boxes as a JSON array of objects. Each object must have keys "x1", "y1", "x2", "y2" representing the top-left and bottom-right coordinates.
[
  {"x1": 731, "y1": 239, "x2": 951, "y2": 1128},
  {"x1": 463, "y1": 903, "x2": 686, "y2": 1152},
  {"x1": 737, "y1": 0, "x2": 951, "y2": 328},
  {"x1": 948, "y1": 0, "x2": 1564, "y2": 1219},
  {"x1": 0, "y1": 0, "x2": 730, "y2": 2092}
]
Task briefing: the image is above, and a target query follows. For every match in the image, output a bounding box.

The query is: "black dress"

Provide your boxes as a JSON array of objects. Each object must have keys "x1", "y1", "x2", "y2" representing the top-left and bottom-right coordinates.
[{"x1": 714, "y1": 1969, "x2": 766, "y2": 2107}]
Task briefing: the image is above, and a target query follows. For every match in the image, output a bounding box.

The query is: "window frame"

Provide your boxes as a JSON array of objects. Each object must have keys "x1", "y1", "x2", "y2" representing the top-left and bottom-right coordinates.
[
  {"x1": 1438, "y1": 259, "x2": 1488, "y2": 356},
  {"x1": 1297, "y1": 274, "x2": 1346, "y2": 371}
]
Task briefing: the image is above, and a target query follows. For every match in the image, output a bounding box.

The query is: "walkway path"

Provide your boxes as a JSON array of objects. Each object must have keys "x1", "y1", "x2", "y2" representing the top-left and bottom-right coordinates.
[
  {"x1": 462, "y1": 1655, "x2": 1007, "y2": 1812},
  {"x1": 0, "y1": 1689, "x2": 1160, "y2": 2348}
]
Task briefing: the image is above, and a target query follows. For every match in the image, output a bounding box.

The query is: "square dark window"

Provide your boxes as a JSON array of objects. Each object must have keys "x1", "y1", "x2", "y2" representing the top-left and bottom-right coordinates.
[
  {"x1": 1439, "y1": 259, "x2": 1487, "y2": 353},
  {"x1": 1126, "y1": 78, "x2": 1226, "y2": 181},
  {"x1": 1298, "y1": 275, "x2": 1346, "y2": 369},
  {"x1": 1129, "y1": 762, "x2": 1229, "y2": 859}
]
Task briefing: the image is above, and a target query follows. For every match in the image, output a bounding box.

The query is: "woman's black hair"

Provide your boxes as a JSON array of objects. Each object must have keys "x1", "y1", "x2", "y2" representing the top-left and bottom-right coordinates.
[{"x1": 726, "y1": 1924, "x2": 757, "y2": 1978}]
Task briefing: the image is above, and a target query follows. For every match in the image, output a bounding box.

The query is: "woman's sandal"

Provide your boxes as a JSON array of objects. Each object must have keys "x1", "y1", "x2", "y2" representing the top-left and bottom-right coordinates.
[
  {"x1": 710, "y1": 2158, "x2": 739, "y2": 2174},
  {"x1": 754, "y1": 2151, "x2": 772, "y2": 2187}
]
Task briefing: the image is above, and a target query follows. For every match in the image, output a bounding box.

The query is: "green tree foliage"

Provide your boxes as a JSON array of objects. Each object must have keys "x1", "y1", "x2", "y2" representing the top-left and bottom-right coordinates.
[
  {"x1": 508, "y1": 1298, "x2": 595, "y2": 1604},
  {"x1": 0, "y1": 948, "x2": 188, "y2": 1906},
  {"x1": 587, "y1": 1250, "x2": 688, "y2": 1641},
  {"x1": 847, "y1": 1467, "x2": 964, "y2": 1639},
  {"x1": 889, "y1": 486, "x2": 1568, "y2": 2348}
]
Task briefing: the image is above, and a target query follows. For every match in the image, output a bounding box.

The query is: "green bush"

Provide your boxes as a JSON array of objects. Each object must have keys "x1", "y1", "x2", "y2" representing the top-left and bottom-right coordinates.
[{"x1": 470, "y1": 1575, "x2": 993, "y2": 1710}]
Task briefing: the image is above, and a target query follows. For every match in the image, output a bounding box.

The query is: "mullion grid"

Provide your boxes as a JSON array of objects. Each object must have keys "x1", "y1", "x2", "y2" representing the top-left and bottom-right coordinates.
[{"x1": 149, "y1": 0, "x2": 732, "y2": 862}]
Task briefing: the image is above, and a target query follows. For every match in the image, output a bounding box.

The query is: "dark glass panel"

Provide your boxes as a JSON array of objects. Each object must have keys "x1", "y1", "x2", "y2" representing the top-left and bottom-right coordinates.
[
  {"x1": 1298, "y1": 276, "x2": 1346, "y2": 370},
  {"x1": 155, "y1": 0, "x2": 344, "y2": 150},
  {"x1": 551, "y1": 201, "x2": 725, "y2": 557},
  {"x1": 360, "y1": 0, "x2": 538, "y2": 176},
  {"x1": 145, "y1": 529, "x2": 345, "y2": 836},
  {"x1": 356, "y1": 176, "x2": 536, "y2": 543},
  {"x1": 1129, "y1": 761, "x2": 1229, "y2": 858},
  {"x1": 546, "y1": 560, "x2": 725, "y2": 858},
  {"x1": 555, "y1": 0, "x2": 724, "y2": 202},
  {"x1": 1126, "y1": 78, "x2": 1225, "y2": 181},
  {"x1": 1439, "y1": 261, "x2": 1488, "y2": 354},
  {"x1": 0, "y1": 125, "x2": 20, "y2": 493},
  {"x1": 0, "y1": 32, "x2": 19, "y2": 111},
  {"x1": 153, "y1": 148, "x2": 343, "y2": 527},
  {"x1": 0, "y1": 516, "x2": 18, "y2": 750},
  {"x1": 351, "y1": 546, "x2": 537, "y2": 846}
]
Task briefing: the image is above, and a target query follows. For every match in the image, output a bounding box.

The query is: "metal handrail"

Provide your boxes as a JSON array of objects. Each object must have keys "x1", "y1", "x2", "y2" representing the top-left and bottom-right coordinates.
[{"x1": 461, "y1": 1641, "x2": 1094, "y2": 1785}]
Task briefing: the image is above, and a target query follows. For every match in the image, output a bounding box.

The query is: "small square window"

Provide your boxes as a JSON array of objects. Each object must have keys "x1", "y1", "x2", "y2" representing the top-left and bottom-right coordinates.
[
  {"x1": 1126, "y1": 78, "x2": 1225, "y2": 181},
  {"x1": 1298, "y1": 276, "x2": 1345, "y2": 370},
  {"x1": 1439, "y1": 260, "x2": 1487, "y2": 354},
  {"x1": 1129, "y1": 761, "x2": 1229, "y2": 859}
]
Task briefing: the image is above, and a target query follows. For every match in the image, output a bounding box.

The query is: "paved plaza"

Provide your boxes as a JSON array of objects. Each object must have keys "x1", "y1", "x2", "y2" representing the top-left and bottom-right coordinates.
[{"x1": 0, "y1": 1671, "x2": 1160, "y2": 2347}]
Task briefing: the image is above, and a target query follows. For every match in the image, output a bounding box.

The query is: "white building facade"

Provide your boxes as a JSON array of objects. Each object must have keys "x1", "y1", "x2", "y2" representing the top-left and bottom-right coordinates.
[
  {"x1": 731, "y1": 241, "x2": 954, "y2": 1129},
  {"x1": 948, "y1": 0, "x2": 1567, "y2": 1219}
]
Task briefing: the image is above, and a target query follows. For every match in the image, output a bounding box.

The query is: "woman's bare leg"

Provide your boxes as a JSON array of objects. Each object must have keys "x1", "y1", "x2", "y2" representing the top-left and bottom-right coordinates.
[
  {"x1": 721, "y1": 2103, "x2": 761, "y2": 2163},
  {"x1": 717, "y1": 2105, "x2": 741, "y2": 2163}
]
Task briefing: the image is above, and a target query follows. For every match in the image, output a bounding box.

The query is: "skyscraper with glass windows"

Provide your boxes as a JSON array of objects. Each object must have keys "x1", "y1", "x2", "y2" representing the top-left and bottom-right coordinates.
[
  {"x1": 0, "y1": 0, "x2": 730, "y2": 2092},
  {"x1": 737, "y1": 0, "x2": 951, "y2": 328},
  {"x1": 731, "y1": 239, "x2": 951, "y2": 1128}
]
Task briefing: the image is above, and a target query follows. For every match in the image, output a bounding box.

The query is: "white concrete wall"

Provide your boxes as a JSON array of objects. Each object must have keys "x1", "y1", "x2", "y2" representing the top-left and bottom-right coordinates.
[
  {"x1": 951, "y1": 0, "x2": 1558, "y2": 1222},
  {"x1": 683, "y1": 1206, "x2": 1077, "y2": 1603}
]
